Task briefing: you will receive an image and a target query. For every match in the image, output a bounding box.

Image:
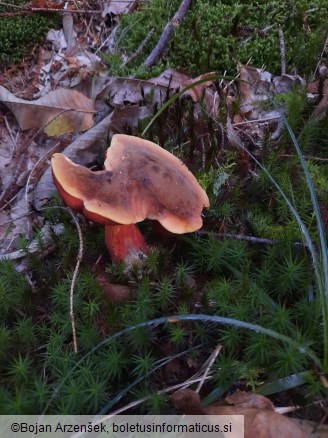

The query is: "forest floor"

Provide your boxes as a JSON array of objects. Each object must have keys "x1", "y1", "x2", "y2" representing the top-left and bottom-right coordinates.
[{"x1": 0, "y1": 1, "x2": 328, "y2": 436}]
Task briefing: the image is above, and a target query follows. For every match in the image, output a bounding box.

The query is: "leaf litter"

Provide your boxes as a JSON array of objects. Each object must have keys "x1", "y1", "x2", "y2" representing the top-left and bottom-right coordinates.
[
  {"x1": 171, "y1": 388, "x2": 309, "y2": 438},
  {"x1": 0, "y1": 5, "x2": 313, "y2": 272},
  {"x1": 0, "y1": 4, "x2": 326, "y2": 428}
]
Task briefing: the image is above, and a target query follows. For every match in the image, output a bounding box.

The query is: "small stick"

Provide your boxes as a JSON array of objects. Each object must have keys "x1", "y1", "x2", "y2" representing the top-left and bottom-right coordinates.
[
  {"x1": 278, "y1": 26, "x2": 286, "y2": 75},
  {"x1": 25, "y1": 141, "x2": 64, "y2": 212},
  {"x1": 143, "y1": 0, "x2": 192, "y2": 68},
  {"x1": 197, "y1": 230, "x2": 275, "y2": 245},
  {"x1": 232, "y1": 116, "x2": 281, "y2": 126},
  {"x1": 3, "y1": 116, "x2": 17, "y2": 158},
  {"x1": 313, "y1": 35, "x2": 328, "y2": 80},
  {"x1": 0, "y1": 109, "x2": 70, "y2": 210},
  {"x1": 123, "y1": 28, "x2": 155, "y2": 66},
  {"x1": 197, "y1": 230, "x2": 306, "y2": 247},
  {"x1": 41, "y1": 206, "x2": 83, "y2": 353},
  {"x1": 67, "y1": 209, "x2": 83, "y2": 354},
  {"x1": 196, "y1": 344, "x2": 222, "y2": 393},
  {"x1": 85, "y1": 376, "x2": 211, "y2": 422},
  {"x1": 281, "y1": 153, "x2": 328, "y2": 163}
]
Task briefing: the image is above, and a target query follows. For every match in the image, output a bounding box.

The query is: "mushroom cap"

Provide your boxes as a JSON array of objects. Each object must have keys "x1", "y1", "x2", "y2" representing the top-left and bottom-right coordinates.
[{"x1": 51, "y1": 134, "x2": 209, "y2": 233}]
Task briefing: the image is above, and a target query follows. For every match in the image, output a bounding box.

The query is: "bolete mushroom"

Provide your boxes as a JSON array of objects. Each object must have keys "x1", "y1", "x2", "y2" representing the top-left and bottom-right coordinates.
[{"x1": 51, "y1": 134, "x2": 209, "y2": 266}]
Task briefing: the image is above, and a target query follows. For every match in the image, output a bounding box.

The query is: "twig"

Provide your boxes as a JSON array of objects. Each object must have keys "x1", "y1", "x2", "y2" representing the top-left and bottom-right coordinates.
[
  {"x1": 25, "y1": 141, "x2": 64, "y2": 212},
  {"x1": 40, "y1": 206, "x2": 83, "y2": 353},
  {"x1": 0, "y1": 108, "x2": 73, "y2": 211},
  {"x1": 143, "y1": 0, "x2": 192, "y2": 68},
  {"x1": 278, "y1": 26, "x2": 286, "y2": 75},
  {"x1": 201, "y1": 138, "x2": 206, "y2": 170},
  {"x1": 281, "y1": 153, "x2": 328, "y2": 163},
  {"x1": 123, "y1": 28, "x2": 155, "y2": 66},
  {"x1": 197, "y1": 230, "x2": 306, "y2": 247},
  {"x1": 0, "y1": 222, "x2": 63, "y2": 262},
  {"x1": 67, "y1": 209, "x2": 83, "y2": 354},
  {"x1": 3, "y1": 116, "x2": 17, "y2": 158},
  {"x1": 196, "y1": 344, "x2": 222, "y2": 393},
  {"x1": 78, "y1": 376, "x2": 212, "y2": 429},
  {"x1": 232, "y1": 116, "x2": 281, "y2": 126},
  {"x1": 313, "y1": 35, "x2": 328, "y2": 80}
]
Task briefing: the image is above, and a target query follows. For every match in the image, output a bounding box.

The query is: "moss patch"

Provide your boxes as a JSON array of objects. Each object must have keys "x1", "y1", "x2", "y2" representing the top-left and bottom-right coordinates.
[
  {"x1": 0, "y1": 0, "x2": 60, "y2": 64},
  {"x1": 114, "y1": 0, "x2": 327, "y2": 78}
]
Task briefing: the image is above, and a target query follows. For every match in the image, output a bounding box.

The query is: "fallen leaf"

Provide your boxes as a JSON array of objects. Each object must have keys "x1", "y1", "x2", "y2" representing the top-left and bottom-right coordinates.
[
  {"x1": 294, "y1": 419, "x2": 328, "y2": 437},
  {"x1": 225, "y1": 389, "x2": 275, "y2": 411},
  {"x1": 109, "y1": 105, "x2": 153, "y2": 133},
  {"x1": 206, "y1": 405, "x2": 308, "y2": 438},
  {"x1": 63, "y1": 11, "x2": 77, "y2": 52},
  {"x1": 226, "y1": 116, "x2": 243, "y2": 150},
  {"x1": 102, "y1": 0, "x2": 135, "y2": 16},
  {"x1": 149, "y1": 69, "x2": 218, "y2": 116},
  {"x1": 95, "y1": 76, "x2": 165, "y2": 106},
  {"x1": 171, "y1": 389, "x2": 308, "y2": 438},
  {"x1": 94, "y1": 69, "x2": 218, "y2": 116},
  {"x1": 308, "y1": 79, "x2": 328, "y2": 119},
  {"x1": 0, "y1": 86, "x2": 95, "y2": 136},
  {"x1": 0, "y1": 222, "x2": 64, "y2": 263},
  {"x1": 239, "y1": 65, "x2": 305, "y2": 119}
]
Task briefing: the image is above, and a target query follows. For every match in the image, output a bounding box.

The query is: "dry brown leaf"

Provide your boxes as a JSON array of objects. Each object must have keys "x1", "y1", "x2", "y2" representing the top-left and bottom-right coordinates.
[
  {"x1": 239, "y1": 65, "x2": 305, "y2": 120},
  {"x1": 0, "y1": 86, "x2": 95, "y2": 136},
  {"x1": 294, "y1": 419, "x2": 328, "y2": 438},
  {"x1": 308, "y1": 79, "x2": 328, "y2": 119},
  {"x1": 206, "y1": 405, "x2": 308, "y2": 438},
  {"x1": 63, "y1": 12, "x2": 78, "y2": 53},
  {"x1": 171, "y1": 389, "x2": 309, "y2": 438},
  {"x1": 94, "y1": 76, "x2": 166, "y2": 106},
  {"x1": 149, "y1": 69, "x2": 218, "y2": 116},
  {"x1": 226, "y1": 116, "x2": 243, "y2": 150},
  {"x1": 102, "y1": 0, "x2": 135, "y2": 15},
  {"x1": 94, "y1": 70, "x2": 218, "y2": 117},
  {"x1": 225, "y1": 389, "x2": 275, "y2": 411},
  {"x1": 109, "y1": 105, "x2": 153, "y2": 133},
  {"x1": 0, "y1": 223, "x2": 64, "y2": 263}
]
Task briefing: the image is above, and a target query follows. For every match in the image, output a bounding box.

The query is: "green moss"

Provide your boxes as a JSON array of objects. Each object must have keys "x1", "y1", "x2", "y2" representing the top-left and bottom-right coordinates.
[
  {"x1": 0, "y1": 0, "x2": 60, "y2": 64},
  {"x1": 1, "y1": 79, "x2": 328, "y2": 414},
  {"x1": 113, "y1": 0, "x2": 327, "y2": 77}
]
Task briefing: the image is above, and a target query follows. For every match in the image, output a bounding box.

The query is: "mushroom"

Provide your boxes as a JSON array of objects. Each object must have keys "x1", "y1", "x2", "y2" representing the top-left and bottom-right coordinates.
[{"x1": 51, "y1": 134, "x2": 209, "y2": 266}]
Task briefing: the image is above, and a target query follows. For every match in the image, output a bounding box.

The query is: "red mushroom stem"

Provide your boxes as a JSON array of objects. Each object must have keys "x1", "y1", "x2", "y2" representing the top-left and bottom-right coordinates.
[{"x1": 104, "y1": 224, "x2": 149, "y2": 264}]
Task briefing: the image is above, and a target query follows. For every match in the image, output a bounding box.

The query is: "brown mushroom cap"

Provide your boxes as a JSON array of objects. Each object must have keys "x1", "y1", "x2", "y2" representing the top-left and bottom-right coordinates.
[{"x1": 51, "y1": 134, "x2": 209, "y2": 233}]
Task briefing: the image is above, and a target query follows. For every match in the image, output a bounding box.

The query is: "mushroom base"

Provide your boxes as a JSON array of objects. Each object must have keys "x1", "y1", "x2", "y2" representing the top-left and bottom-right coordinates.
[{"x1": 105, "y1": 224, "x2": 149, "y2": 265}]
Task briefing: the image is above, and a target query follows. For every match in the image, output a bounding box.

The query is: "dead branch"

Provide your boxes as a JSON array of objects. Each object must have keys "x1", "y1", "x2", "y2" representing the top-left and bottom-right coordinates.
[
  {"x1": 313, "y1": 35, "x2": 328, "y2": 80},
  {"x1": 68, "y1": 209, "x2": 83, "y2": 354},
  {"x1": 278, "y1": 26, "x2": 286, "y2": 75},
  {"x1": 197, "y1": 230, "x2": 306, "y2": 247},
  {"x1": 25, "y1": 141, "x2": 66, "y2": 211},
  {"x1": 143, "y1": 0, "x2": 192, "y2": 68},
  {"x1": 123, "y1": 28, "x2": 155, "y2": 66}
]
